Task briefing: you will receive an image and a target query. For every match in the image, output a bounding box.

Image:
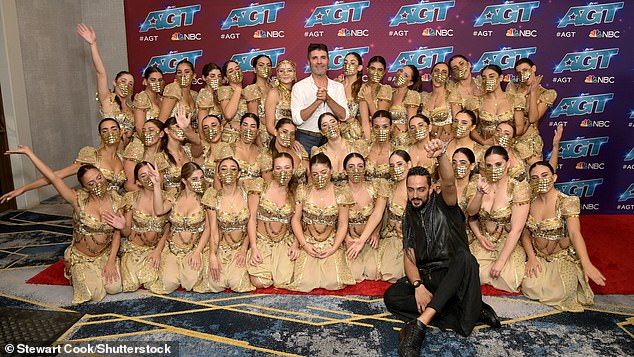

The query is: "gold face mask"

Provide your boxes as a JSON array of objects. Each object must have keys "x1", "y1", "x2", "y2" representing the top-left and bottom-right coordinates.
[
  {"x1": 101, "y1": 131, "x2": 120, "y2": 145},
  {"x1": 219, "y1": 170, "x2": 238, "y2": 185},
  {"x1": 140, "y1": 176, "x2": 154, "y2": 189},
  {"x1": 149, "y1": 81, "x2": 164, "y2": 94},
  {"x1": 393, "y1": 72, "x2": 408, "y2": 87},
  {"x1": 453, "y1": 65, "x2": 467, "y2": 80},
  {"x1": 278, "y1": 131, "x2": 295, "y2": 147},
  {"x1": 495, "y1": 133, "x2": 512, "y2": 148},
  {"x1": 530, "y1": 176, "x2": 553, "y2": 194},
  {"x1": 118, "y1": 82, "x2": 132, "y2": 97},
  {"x1": 390, "y1": 165, "x2": 406, "y2": 181},
  {"x1": 189, "y1": 179, "x2": 205, "y2": 193},
  {"x1": 410, "y1": 126, "x2": 427, "y2": 142},
  {"x1": 454, "y1": 165, "x2": 469, "y2": 179},
  {"x1": 228, "y1": 70, "x2": 243, "y2": 84},
  {"x1": 485, "y1": 78, "x2": 498, "y2": 92},
  {"x1": 347, "y1": 168, "x2": 364, "y2": 183},
  {"x1": 367, "y1": 68, "x2": 384, "y2": 83},
  {"x1": 452, "y1": 123, "x2": 468, "y2": 138},
  {"x1": 273, "y1": 170, "x2": 293, "y2": 186},
  {"x1": 321, "y1": 125, "x2": 339, "y2": 140},
  {"x1": 88, "y1": 179, "x2": 107, "y2": 198},
  {"x1": 518, "y1": 70, "x2": 531, "y2": 84},
  {"x1": 203, "y1": 127, "x2": 219, "y2": 142},
  {"x1": 177, "y1": 74, "x2": 193, "y2": 87},
  {"x1": 313, "y1": 173, "x2": 330, "y2": 190},
  {"x1": 484, "y1": 165, "x2": 506, "y2": 183},
  {"x1": 143, "y1": 131, "x2": 158, "y2": 146},
  {"x1": 373, "y1": 128, "x2": 390, "y2": 143},
  {"x1": 343, "y1": 63, "x2": 357, "y2": 76},
  {"x1": 173, "y1": 127, "x2": 186, "y2": 141},
  {"x1": 240, "y1": 128, "x2": 257, "y2": 144},
  {"x1": 432, "y1": 72, "x2": 448, "y2": 84},
  {"x1": 206, "y1": 78, "x2": 220, "y2": 90},
  {"x1": 255, "y1": 66, "x2": 272, "y2": 79}
]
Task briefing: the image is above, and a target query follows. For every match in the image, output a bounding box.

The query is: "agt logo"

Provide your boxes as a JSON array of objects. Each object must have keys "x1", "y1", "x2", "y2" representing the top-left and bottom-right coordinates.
[
  {"x1": 472, "y1": 46, "x2": 536, "y2": 71},
  {"x1": 474, "y1": 1, "x2": 540, "y2": 27},
  {"x1": 584, "y1": 75, "x2": 615, "y2": 84},
  {"x1": 558, "y1": 136, "x2": 609, "y2": 159},
  {"x1": 337, "y1": 28, "x2": 369, "y2": 37},
  {"x1": 575, "y1": 162, "x2": 605, "y2": 170},
  {"x1": 389, "y1": 46, "x2": 453, "y2": 72},
  {"x1": 625, "y1": 147, "x2": 634, "y2": 162},
  {"x1": 221, "y1": 2, "x2": 285, "y2": 30},
  {"x1": 618, "y1": 183, "x2": 634, "y2": 203},
  {"x1": 589, "y1": 29, "x2": 620, "y2": 38},
  {"x1": 305, "y1": 1, "x2": 370, "y2": 27},
  {"x1": 253, "y1": 30, "x2": 285, "y2": 38},
  {"x1": 505, "y1": 28, "x2": 537, "y2": 37},
  {"x1": 558, "y1": 2, "x2": 624, "y2": 28},
  {"x1": 231, "y1": 48, "x2": 286, "y2": 72},
  {"x1": 145, "y1": 50, "x2": 203, "y2": 74},
  {"x1": 553, "y1": 48, "x2": 618, "y2": 73},
  {"x1": 139, "y1": 5, "x2": 201, "y2": 32},
  {"x1": 421, "y1": 28, "x2": 454, "y2": 37},
  {"x1": 555, "y1": 178, "x2": 603, "y2": 198},
  {"x1": 580, "y1": 119, "x2": 610, "y2": 128},
  {"x1": 550, "y1": 93, "x2": 613, "y2": 117},
  {"x1": 389, "y1": 1, "x2": 455, "y2": 26},
  {"x1": 171, "y1": 32, "x2": 201, "y2": 41},
  {"x1": 305, "y1": 46, "x2": 370, "y2": 73}
]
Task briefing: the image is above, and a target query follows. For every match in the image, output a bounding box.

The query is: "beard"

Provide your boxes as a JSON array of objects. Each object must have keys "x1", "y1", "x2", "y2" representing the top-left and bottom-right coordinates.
[{"x1": 409, "y1": 198, "x2": 427, "y2": 211}]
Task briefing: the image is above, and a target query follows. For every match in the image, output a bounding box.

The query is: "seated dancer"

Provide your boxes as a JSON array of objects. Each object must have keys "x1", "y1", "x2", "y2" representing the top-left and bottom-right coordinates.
[{"x1": 383, "y1": 139, "x2": 500, "y2": 357}]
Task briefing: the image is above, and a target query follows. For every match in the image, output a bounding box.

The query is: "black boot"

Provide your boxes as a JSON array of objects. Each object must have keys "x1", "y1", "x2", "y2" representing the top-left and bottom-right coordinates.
[
  {"x1": 398, "y1": 319, "x2": 427, "y2": 357},
  {"x1": 478, "y1": 302, "x2": 501, "y2": 328}
]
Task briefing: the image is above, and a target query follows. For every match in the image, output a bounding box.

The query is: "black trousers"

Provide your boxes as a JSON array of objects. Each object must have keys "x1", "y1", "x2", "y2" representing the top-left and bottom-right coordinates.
[{"x1": 383, "y1": 249, "x2": 482, "y2": 337}]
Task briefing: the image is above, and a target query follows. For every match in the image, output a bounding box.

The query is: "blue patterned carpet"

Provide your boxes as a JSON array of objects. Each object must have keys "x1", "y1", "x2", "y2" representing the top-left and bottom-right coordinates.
[{"x1": 0, "y1": 206, "x2": 632, "y2": 356}]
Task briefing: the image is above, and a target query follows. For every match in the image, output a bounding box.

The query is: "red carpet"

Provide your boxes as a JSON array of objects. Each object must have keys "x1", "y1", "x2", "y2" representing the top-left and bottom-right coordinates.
[{"x1": 26, "y1": 215, "x2": 633, "y2": 295}]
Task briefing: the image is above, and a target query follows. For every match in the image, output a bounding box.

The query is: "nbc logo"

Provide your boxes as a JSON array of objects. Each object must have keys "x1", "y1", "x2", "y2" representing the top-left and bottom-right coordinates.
[
  {"x1": 502, "y1": 74, "x2": 515, "y2": 83},
  {"x1": 171, "y1": 32, "x2": 201, "y2": 41},
  {"x1": 506, "y1": 28, "x2": 519, "y2": 37},
  {"x1": 584, "y1": 75, "x2": 615, "y2": 84},
  {"x1": 589, "y1": 29, "x2": 620, "y2": 38},
  {"x1": 580, "y1": 119, "x2": 610, "y2": 128},
  {"x1": 253, "y1": 30, "x2": 285, "y2": 38},
  {"x1": 421, "y1": 27, "x2": 453, "y2": 37},
  {"x1": 575, "y1": 162, "x2": 605, "y2": 170},
  {"x1": 505, "y1": 28, "x2": 537, "y2": 37},
  {"x1": 420, "y1": 73, "x2": 431, "y2": 81},
  {"x1": 337, "y1": 28, "x2": 369, "y2": 37}
]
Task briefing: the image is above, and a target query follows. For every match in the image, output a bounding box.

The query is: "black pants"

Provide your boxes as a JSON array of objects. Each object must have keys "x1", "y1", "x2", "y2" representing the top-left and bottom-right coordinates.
[{"x1": 384, "y1": 249, "x2": 482, "y2": 337}]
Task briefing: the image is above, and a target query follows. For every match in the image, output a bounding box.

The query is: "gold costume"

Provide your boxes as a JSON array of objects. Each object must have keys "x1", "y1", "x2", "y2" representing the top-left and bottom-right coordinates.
[
  {"x1": 446, "y1": 76, "x2": 484, "y2": 110},
  {"x1": 347, "y1": 179, "x2": 389, "y2": 282},
  {"x1": 387, "y1": 89, "x2": 421, "y2": 147},
  {"x1": 217, "y1": 86, "x2": 248, "y2": 144},
  {"x1": 163, "y1": 82, "x2": 198, "y2": 119},
  {"x1": 161, "y1": 145, "x2": 195, "y2": 193},
  {"x1": 247, "y1": 180, "x2": 296, "y2": 288},
  {"x1": 122, "y1": 137, "x2": 170, "y2": 173},
  {"x1": 197, "y1": 186, "x2": 255, "y2": 293},
  {"x1": 266, "y1": 146, "x2": 309, "y2": 184},
  {"x1": 101, "y1": 92, "x2": 134, "y2": 134},
  {"x1": 132, "y1": 90, "x2": 161, "y2": 121},
  {"x1": 244, "y1": 84, "x2": 272, "y2": 145},
  {"x1": 289, "y1": 184, "x2": 356, "y2": 292},
  {"x1": 119, "y1": 191, "x2": 170, "y2": 292},
  {"x1": 467, "y1": 178, "x2": 531, "y2": 292},
  {"x1": 64, "y1": 190, "x2": 122, "y2": 305},
  {"x1": 201, "y1": 141, "x2": 232, "y2": 184},
  {"x1": 311, "y1": 140, "x2": 368, "y2": 186},
  {"x1": 420, "y1": 90, "x2": 453, "y2": 127},
  {"x1": 75, "y1": 146, "x2": 126, "y2": 194},
  {"x1": 196, "y1": 87, "x2": 223, "y2": 119},
  {"x1": 377, "y1": 186, "x2": 406, "y2": 282},
  {"x1": 465, "y1": 93, "x2": 526, "y2": 141},
  {"x1": 341, "y1": 97, "x2": 363, "y2": 141},
  {"x1": 522, "y1": 192, "x2": 594, "y2": 311}
]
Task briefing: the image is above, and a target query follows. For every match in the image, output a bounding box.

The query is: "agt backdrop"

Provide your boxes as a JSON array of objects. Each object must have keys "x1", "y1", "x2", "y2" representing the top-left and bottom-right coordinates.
[{"x1": 123, "y1": 0, "x2": 633, "y2": 215}]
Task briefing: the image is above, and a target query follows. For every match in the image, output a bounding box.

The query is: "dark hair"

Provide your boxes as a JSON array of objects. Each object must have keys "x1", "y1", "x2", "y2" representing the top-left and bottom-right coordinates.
[
  {"x1": 309, "y1": 152, "x2": 332, "y2": 170},
  {"x1": 484, "y1": 145, "x2": 509, "y2": 161},
  {"x1": 269, "y1": 118, "x2": 295, "y2": 156},
  {"x1": 453, "y1": 147, "x2": 476, "y2": 164},
  {"x1": 368, "y1": 55, "x2": 386, "y2": 69},
  {"x1": 496, "y1": 122, "x2": 516, "y2": 137},
  {"x1": 456, "y1": 109, "x2": 477, "y2": 126},
  {"x1": 251, "y1": 55, "x2": 272, "y2": 84},
  {"x1": 143, "y1": 66, "x2": 163, "y2": 79},
  {"x1": 98, "y1": 118, "x2": 120, "y2": 131},
  {"x1": 372, "y1": 110, "x2": 392, "y2": 126},
  {"x1": 307, "y1": 43, "x2": 328, "y2": 58},
  {"x1": 177, "y1": 59, "x2": 195, "y2": 72},
  {"x1": 202, "y1": 114, "x2": 221, "y2": 126},
  {"x1": 390, "y1": 149, "x2": 411, "y2": 163},
  {"x1": 406, "y1": 166, "x2": 432, "y2": 186},
  {"x1": 202, "y1": 63, "x2": 221, "y2": 77},
  {"x1": 161, "y1": 117, "x2": 179, "y2": 165},
  {"x1": 134, "y1": 161, "x2": 155, "y2": 182},
  {"x1": 447, "y1": 54, "x2": 470, "y2": 68},
  {"x1": 515, "y1": 58, "x2": 535, "y2": 69},
  {"x1": 431, "y1": 61, "x2": 449, "y2": 73},
  {"x1": 405, "y1": 65, "x2": 423, "y2": 91},
  {"x1": 345, "y1": 52, "x2": 363, "y2": 99},
  {"x1": 240, "y1": 112, "x2": 260, "y2": 129},
  {"x1": 317, "y1": 112, "x2": 338, "y2": 129},
  {"x1": 180, "y1": 162, "x2": 203, "y2": 192},
  {"x1": 343, "y1": 152, "x2": 365, "y2": 168},
  {"x1": 273, "y1": 152, "x2": 298, "y2": 199},
  {"x1": 145, "y1": 119, "x2": 164, "y2": 132},
  {"x1": 222, "y1": 60, "x2": 239, "y2": 77},
  {"x1": 482, "y1": 64, "x2": 503, "y2": 76},
  {"x1": 113, "y1": 71, "x2": 133, "y2": 109},
  {"x1": 408, "y1": 113, "x2": 430, "y2": 126},
  {"x1": 77, "y1": 164, "x2": 100, "y2": 186},
  {"x1": 529, "y1": 160, "x2": 555, "y2": 175},
  {"x1": 217, "y1": 157, "x2": 240, "y2": 179}
]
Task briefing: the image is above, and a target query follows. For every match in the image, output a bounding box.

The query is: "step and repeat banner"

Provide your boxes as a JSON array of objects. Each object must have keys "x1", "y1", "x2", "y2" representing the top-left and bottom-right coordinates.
[{"x1": 123, "y1": 0, "x2": 632, "y2": 214}]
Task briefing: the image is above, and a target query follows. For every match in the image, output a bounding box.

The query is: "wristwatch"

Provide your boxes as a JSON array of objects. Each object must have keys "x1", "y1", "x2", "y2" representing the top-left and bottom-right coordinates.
[{"x1": 412, "y1": 280, "x2": 423, "y2": 288}]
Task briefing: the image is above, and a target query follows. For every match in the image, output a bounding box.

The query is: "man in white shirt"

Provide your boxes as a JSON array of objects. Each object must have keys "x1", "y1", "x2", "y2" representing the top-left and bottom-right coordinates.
[{"x1": 291, "y1": 43, "x2": 349, "y2": 154}]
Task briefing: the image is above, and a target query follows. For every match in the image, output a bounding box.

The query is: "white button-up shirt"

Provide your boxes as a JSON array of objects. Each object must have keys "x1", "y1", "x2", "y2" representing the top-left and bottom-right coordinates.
[{"x1": 291, "y1": 75, "x2": 349, "y2": 133}]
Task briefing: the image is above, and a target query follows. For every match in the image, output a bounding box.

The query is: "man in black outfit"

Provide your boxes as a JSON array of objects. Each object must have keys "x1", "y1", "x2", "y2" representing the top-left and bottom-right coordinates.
[{"x1": 383, "y1": 138, "x2": 501, "y2": 357}]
